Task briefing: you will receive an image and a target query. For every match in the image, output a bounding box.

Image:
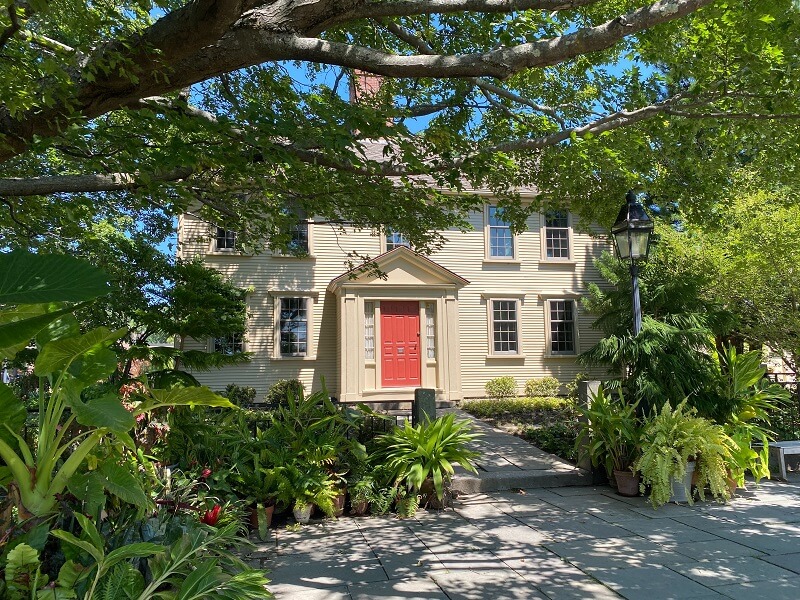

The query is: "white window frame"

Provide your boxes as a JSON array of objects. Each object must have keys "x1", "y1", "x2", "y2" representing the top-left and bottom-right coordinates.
[
  {"x1": 425, "y1": 302, "x2": 436, "y2": 361},
  {"x1": 209, "y1": 227, "x2": 237, "y2": 253},
  {"x1": 270, "y1": 292, "x2": 318, "y2": 359},
  {"x1": 384, "y1": 230, "x2": 411, "y2": 252},
  {"x1": 483, "y1": 294, "x2": 526, "y2": 357},
  {"x1": 484, "y1": 205, "x2": 519, "y2": 261},
  {"x1": 540, "y1": 210, "x2": 574, "y2": 262},
  {"x1": 544, "y1": 298, "x2": 579, "y2": 357},
  {"x1": 364, "y1": 301, "x2": 376, "y2": 361}
]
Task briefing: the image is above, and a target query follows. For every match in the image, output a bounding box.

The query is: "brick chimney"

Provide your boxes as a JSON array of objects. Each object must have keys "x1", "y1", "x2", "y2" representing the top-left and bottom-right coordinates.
[{"x1": 349, "y1": 69, "x2": 383, "y2": 103}]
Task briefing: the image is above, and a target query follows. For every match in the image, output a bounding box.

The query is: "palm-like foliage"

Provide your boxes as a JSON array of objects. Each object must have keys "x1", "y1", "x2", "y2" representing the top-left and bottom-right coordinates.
[{"x1": 375, "y1": 414, "x2": 480, "y2": 501}]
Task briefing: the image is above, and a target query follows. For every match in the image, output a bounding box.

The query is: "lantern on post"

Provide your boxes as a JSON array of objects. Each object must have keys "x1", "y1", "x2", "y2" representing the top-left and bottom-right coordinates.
[{"x1": 611, "y1": 190, "x2": 654, "y2": 336}]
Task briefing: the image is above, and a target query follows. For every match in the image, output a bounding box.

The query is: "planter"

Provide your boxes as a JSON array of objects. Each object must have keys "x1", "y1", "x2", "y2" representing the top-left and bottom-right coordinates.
[
  {"x1": 350, "y1": 499, "x2": 369, "y2": 516},
  {"x1": 669, "y1": 461, "x2": 695, "y2": 503},
  {"x1": 614, "y1": 469, "x2": 640, "y2": 497},
  {"x1": 420, "y1": 478, "x2": 449, "y2": 509},
  {"x1": 248, "y1": 504, "x2": 275, "y2": 530},
  {"x1": 293, "y1": 503, "x2": 313, "y2": 524},
  {"x1": 332, "y1": 488, "x2": 347, "y2": 517}
]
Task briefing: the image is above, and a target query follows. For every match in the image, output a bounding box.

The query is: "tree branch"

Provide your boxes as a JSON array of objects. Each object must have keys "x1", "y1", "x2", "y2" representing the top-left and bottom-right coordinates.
[{"x1": 0, "y1": 167, "x2": 195, "y2": 196}]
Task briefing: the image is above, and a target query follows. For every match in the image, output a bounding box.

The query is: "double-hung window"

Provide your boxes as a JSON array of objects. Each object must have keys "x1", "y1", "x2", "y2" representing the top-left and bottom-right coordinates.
[
  {"x1": 213, "y1": 333, "x2": 244, "y2": 355},
  {"x1": 487, "y1": 206, "x2": 515, "y2": 259},
  {"x1": 279, "y1": 297, "x2": 309, "y2": 356},
  {"x1": 287, "y1": 212, "x2": 309, "y2": 254},
  {"x1": 543, "y1": 210, "x2": 571, "y2": 260},
  {"x1": 386, "y1": 230, "x2": 410, "y2": 251},
  {"x1": 215, "y1": 228, "x2": 236, "y2": 251},
  {"x1": 548, "y1": 299, "x2": 576, "y2": 355},
  {"x1": 490, "y1": 299, "x2": 520, "y2": 355}
]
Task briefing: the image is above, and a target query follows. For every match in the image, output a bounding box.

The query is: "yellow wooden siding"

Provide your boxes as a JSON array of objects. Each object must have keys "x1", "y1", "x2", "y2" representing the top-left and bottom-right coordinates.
[{"x1": 179, "y1": 210, "x2": 609, "y2": 399}]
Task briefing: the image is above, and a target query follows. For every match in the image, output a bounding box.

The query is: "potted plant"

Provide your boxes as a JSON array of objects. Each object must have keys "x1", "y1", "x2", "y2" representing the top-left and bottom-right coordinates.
[
  {"x1": 375, "y1": 413, "x2": 480, "y2": 509},
  {"x1": 576, "y1": 387, "x2": 641, "y2": 496},
  {"x1": 347, "y1": 475, "x2": 374, "y2": 516},
  {"x1": 635, "y1": 401, "x2": 736, "y2": 508},
  {"x1": 278, "y1": 463, "x2": 338, "y2": 523}
]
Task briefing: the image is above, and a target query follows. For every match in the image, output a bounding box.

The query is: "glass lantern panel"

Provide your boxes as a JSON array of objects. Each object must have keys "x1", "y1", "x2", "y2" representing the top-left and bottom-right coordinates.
[
  {"x1": 629, "y1": 230, "x2": 650, "y2": 259},
  {"x1": 614, "y1": 231, "x2": 631, "y2": 259}
]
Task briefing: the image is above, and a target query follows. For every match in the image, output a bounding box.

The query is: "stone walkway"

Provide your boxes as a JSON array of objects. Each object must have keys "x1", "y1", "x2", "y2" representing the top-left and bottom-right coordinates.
[{"x1": 252, "y1": 478, "x2": 800, "y2": 600}]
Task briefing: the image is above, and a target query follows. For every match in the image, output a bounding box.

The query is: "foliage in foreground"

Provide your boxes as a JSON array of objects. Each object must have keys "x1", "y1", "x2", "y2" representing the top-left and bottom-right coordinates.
[{"x1": 462, "y1": 397, "x2": 573, "y2": 420}]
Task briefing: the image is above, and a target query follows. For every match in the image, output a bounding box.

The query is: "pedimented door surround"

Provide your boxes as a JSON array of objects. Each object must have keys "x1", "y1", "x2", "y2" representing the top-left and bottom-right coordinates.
[{"x1": 327, "y1": 247, "x2": 468, "y2": 403}]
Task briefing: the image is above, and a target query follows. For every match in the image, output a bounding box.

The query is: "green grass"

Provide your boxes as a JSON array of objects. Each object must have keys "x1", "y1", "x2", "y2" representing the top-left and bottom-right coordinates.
[{"x1": 461, "y1": 396, "x2": 572, "y2": 419}]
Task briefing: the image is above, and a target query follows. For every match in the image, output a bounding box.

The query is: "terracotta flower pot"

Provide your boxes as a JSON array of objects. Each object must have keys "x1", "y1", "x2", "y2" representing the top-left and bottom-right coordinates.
[
  {"x1": 350, "y1": 499, "x2": 369, "y2": 516},
  {"x1": 248, "y1": 504, "x2": 275, "y2": 530},
  {"x1": 614, "y1": 469, "x2": 640, "y2": 497},
  {"x1": 332, "y1": 488, "x2": 347, "y2": 517}
]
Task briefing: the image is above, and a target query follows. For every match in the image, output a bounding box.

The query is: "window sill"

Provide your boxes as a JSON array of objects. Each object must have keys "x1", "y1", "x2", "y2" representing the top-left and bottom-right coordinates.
[
  {"x1": 207, "y1": 250, "x2": 250, "y2": 257},
  {"x1": 485, "y1": 354, "x2": 526, "y2": 360},
  {"x1": 273, "y1": 355, "x2": 317, "y2": 361},
  {"x1": 272, "y1": 254, "x2": 316, "y2": 260},
  {"x1": 538, "y1": 260, "x2": 576, "y2": 267},
  {"x1": 482, "y1": 259, "x2": 522, "y2": 265},
  {"x1": 544, "y1": 353, "x2": 578, "y2": 359}
]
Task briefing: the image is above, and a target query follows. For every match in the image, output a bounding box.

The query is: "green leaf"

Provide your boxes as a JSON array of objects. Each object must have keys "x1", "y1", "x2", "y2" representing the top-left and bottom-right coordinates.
[
  {"x1": 100, "y1": 563, "x2": 145, "y2": 600},
  {"x1": 98, "y1": 461, "x2": 149, "y2": 508},
  {"x1": 35, "y1": 327, "x2": 126, "y2": 376},
  {"x1": 104, "y1": 543, "x2": 164, "y2": 570},
  {"x1": 174, "y1": 559, "x2": 221, "y2": 600},
  {"x1": 137, "y1": 386, "x2": 234, "y2": 414},
  {"x1": 56, "y1": 559, "x2": 90, "y2": 590},
  {"x1": 67, "y1": 472, "x2": 107, "y2": 518},
  {"x1": 0, "y1": 382, "x2": 26, "y2": 446},
  {"x1": 5, "y1": 543, "x2": 41, "y2": 591},
  {"x1": 0, "y1": 304, "x2": 77, "y2": 358},
  {"x1": 0, "y1": 252, "x2": 110, "y2": 304},
  {"x1": 69, "y1": 394, "x2": 135, "y2": 435},
  {"x1": 51, "y1": 529, "x2": 104, "y2": 563},
  {"x1": 69, "y1": 344, "x2": 119, "y2": 385},
  {"x1": 74, "y1": 513, "x2": 105, "y2": 557}
]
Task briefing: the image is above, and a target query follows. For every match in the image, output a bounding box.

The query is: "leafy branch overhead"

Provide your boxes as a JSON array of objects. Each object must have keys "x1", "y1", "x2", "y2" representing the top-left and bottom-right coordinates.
[{"x1": 1, "y1": 0, "x2": 800, "y2": 249}]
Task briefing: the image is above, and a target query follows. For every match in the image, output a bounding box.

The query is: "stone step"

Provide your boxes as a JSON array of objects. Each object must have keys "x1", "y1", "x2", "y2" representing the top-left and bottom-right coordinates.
[{"x1": 452, "y1": 466, "x2": 591, "y2": 494}]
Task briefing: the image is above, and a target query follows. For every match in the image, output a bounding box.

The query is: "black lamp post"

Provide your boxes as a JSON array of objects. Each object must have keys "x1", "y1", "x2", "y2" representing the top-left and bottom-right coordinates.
[{"x1": 612, "y1": 190, "x2": 654, "y2": 336}]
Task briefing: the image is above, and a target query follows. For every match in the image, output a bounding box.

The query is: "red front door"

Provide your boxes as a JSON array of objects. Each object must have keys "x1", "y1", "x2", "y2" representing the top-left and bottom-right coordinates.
[{"x1": 381, "y1": 301, "x2": 421, "y2": 388}]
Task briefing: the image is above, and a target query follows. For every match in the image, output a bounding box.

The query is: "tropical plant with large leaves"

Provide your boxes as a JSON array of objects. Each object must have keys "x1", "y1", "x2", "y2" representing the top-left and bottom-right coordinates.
[{"x1": 0, "y1": 252, "x2": 234, "y2": 518}]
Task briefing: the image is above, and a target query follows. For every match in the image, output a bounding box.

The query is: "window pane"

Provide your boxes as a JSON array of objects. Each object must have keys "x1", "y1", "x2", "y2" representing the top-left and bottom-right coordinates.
[
  {"x1": 492, "y1": 300, "x2": 518, "y2": 353},
  {"x1": 386, "y1": 231, "x2": 410, "y2": 251},
  {"x1": 425, "y1": 302, "x2": 436, "y2": 359},
  {"x1": 214, "y1": 333, "x2": 243, "y2": 355},
  {"x1": 545, "y1": 210, "x2": 570, "y2": 259},
  {"x1": 364, "y1": 302, "x2": 375, "y2": 360},
  {"x1": 216, "y1": 227, "x2": 236, "y2": 250},
  {"x1": 288, "y1": 222, "x2": 309, "y2": 253},
  {"x1": 280, "y1": 297, "x2": 308, "y2": 356},
  {"x1": 488, "y1": 207, "x2": 514, "y2": 257},
  {"x1": 549, "y1": 300, "x2": 575, "y2": 354}
]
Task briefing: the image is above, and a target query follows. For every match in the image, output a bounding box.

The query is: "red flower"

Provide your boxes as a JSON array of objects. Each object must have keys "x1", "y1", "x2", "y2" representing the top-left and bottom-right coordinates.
[
  {"x1": 200, "y1": 468, "x2": 212, "y2": 479},
  {"x1": 200, "y1": 505, "x2": 221, "y2": 526}
]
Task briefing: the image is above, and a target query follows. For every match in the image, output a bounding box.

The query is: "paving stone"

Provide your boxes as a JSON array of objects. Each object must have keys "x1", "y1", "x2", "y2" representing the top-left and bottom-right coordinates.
[
  {"x1": 546, "y1": 536, "x2": 692, "y2": 570},
  {"x1": 712, "y1": 577, "x2": 800, "y2": 600},
  {"x1": 348, "y1": 577, "x2": 448, "y2": 600},
  {"x1": 615, "y1": 519, "x2": 720, "y2": 544},
  {"x1": 588, "y1": 564, "x2": 723, "y2": 600},
  {"x1": 264, "y1": 555, "x2": 388, "y2": 588},
  {"x1": 269, "y1": 583, "x2": 352, "y2": 600},
  {"x1": 668, "y1": 556, "x2": 798, "y2": 586},
  {"x1": 429, "y1": 568, "x2": 549, "y2": 599},
  {"x1": 520, "y1": 513, "x2": 638, "y2": 542},
  {"x1": 670, "y1": 538, "x2": 766, "y2": 561},
  {"x1": 759, "y1": 552, "x2": 800, "y2": 575},
  {"x1": 375, "y1": 549, "x2": 445, "y2": 580}
]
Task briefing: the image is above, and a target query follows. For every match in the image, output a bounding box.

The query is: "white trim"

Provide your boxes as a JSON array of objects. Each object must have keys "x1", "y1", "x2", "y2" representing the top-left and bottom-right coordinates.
[
  {"x1": 540, "y1": 210, "x2": 574, "y2": 262},
  {"x1": 544, "y1": 298, "x2": 580, "y2": 357},
  {"x1": 485, "y1": 297, "x2": 524, "y2": 356},
  {"x1": 481, "y1": 291, "x2": 526, "y2": 300}
]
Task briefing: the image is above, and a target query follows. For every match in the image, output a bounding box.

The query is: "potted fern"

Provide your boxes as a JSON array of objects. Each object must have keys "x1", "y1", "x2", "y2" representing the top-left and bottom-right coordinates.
[
  {"x1": 576, "y1": 387, "x2": 641, "y2": 496},
  {"x1": 635, "y1": 401, "x2": 737, "y2": 508}
]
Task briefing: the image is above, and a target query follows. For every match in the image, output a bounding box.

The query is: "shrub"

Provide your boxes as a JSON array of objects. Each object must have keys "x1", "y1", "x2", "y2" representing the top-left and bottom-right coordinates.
[
  {"x1": 462, "y1": 397, "x2": 571, "y2": 420},
  {"x1": 524, "y1": 376, "x2": 561, "y2": 398},
  {"x1": 264, "y1": 378, "x2": 304, "y2": 409},
  {"x1": 485, "y1": 376, "x2": 517, "y2": 400},
  {"x1": 566, "y1": 372, "x2": 589, "y2": 400},
  {"x1": 523, "y1": 423, "x2": 580, "y2": 463},
  {"x1": 221, "y1": 383, "x2": 257, "y2": 406}
]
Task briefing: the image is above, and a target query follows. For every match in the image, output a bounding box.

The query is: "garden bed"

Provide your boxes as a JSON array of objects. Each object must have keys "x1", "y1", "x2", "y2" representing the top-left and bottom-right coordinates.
[{"x1": 461, "y1": 397, "x2": 581, "y2": 463}]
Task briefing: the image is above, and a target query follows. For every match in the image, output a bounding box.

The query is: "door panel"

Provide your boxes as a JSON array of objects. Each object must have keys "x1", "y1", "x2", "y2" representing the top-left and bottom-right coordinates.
[{"x1": 381, "y1": 301, "x2": 421, "y2": 387}]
